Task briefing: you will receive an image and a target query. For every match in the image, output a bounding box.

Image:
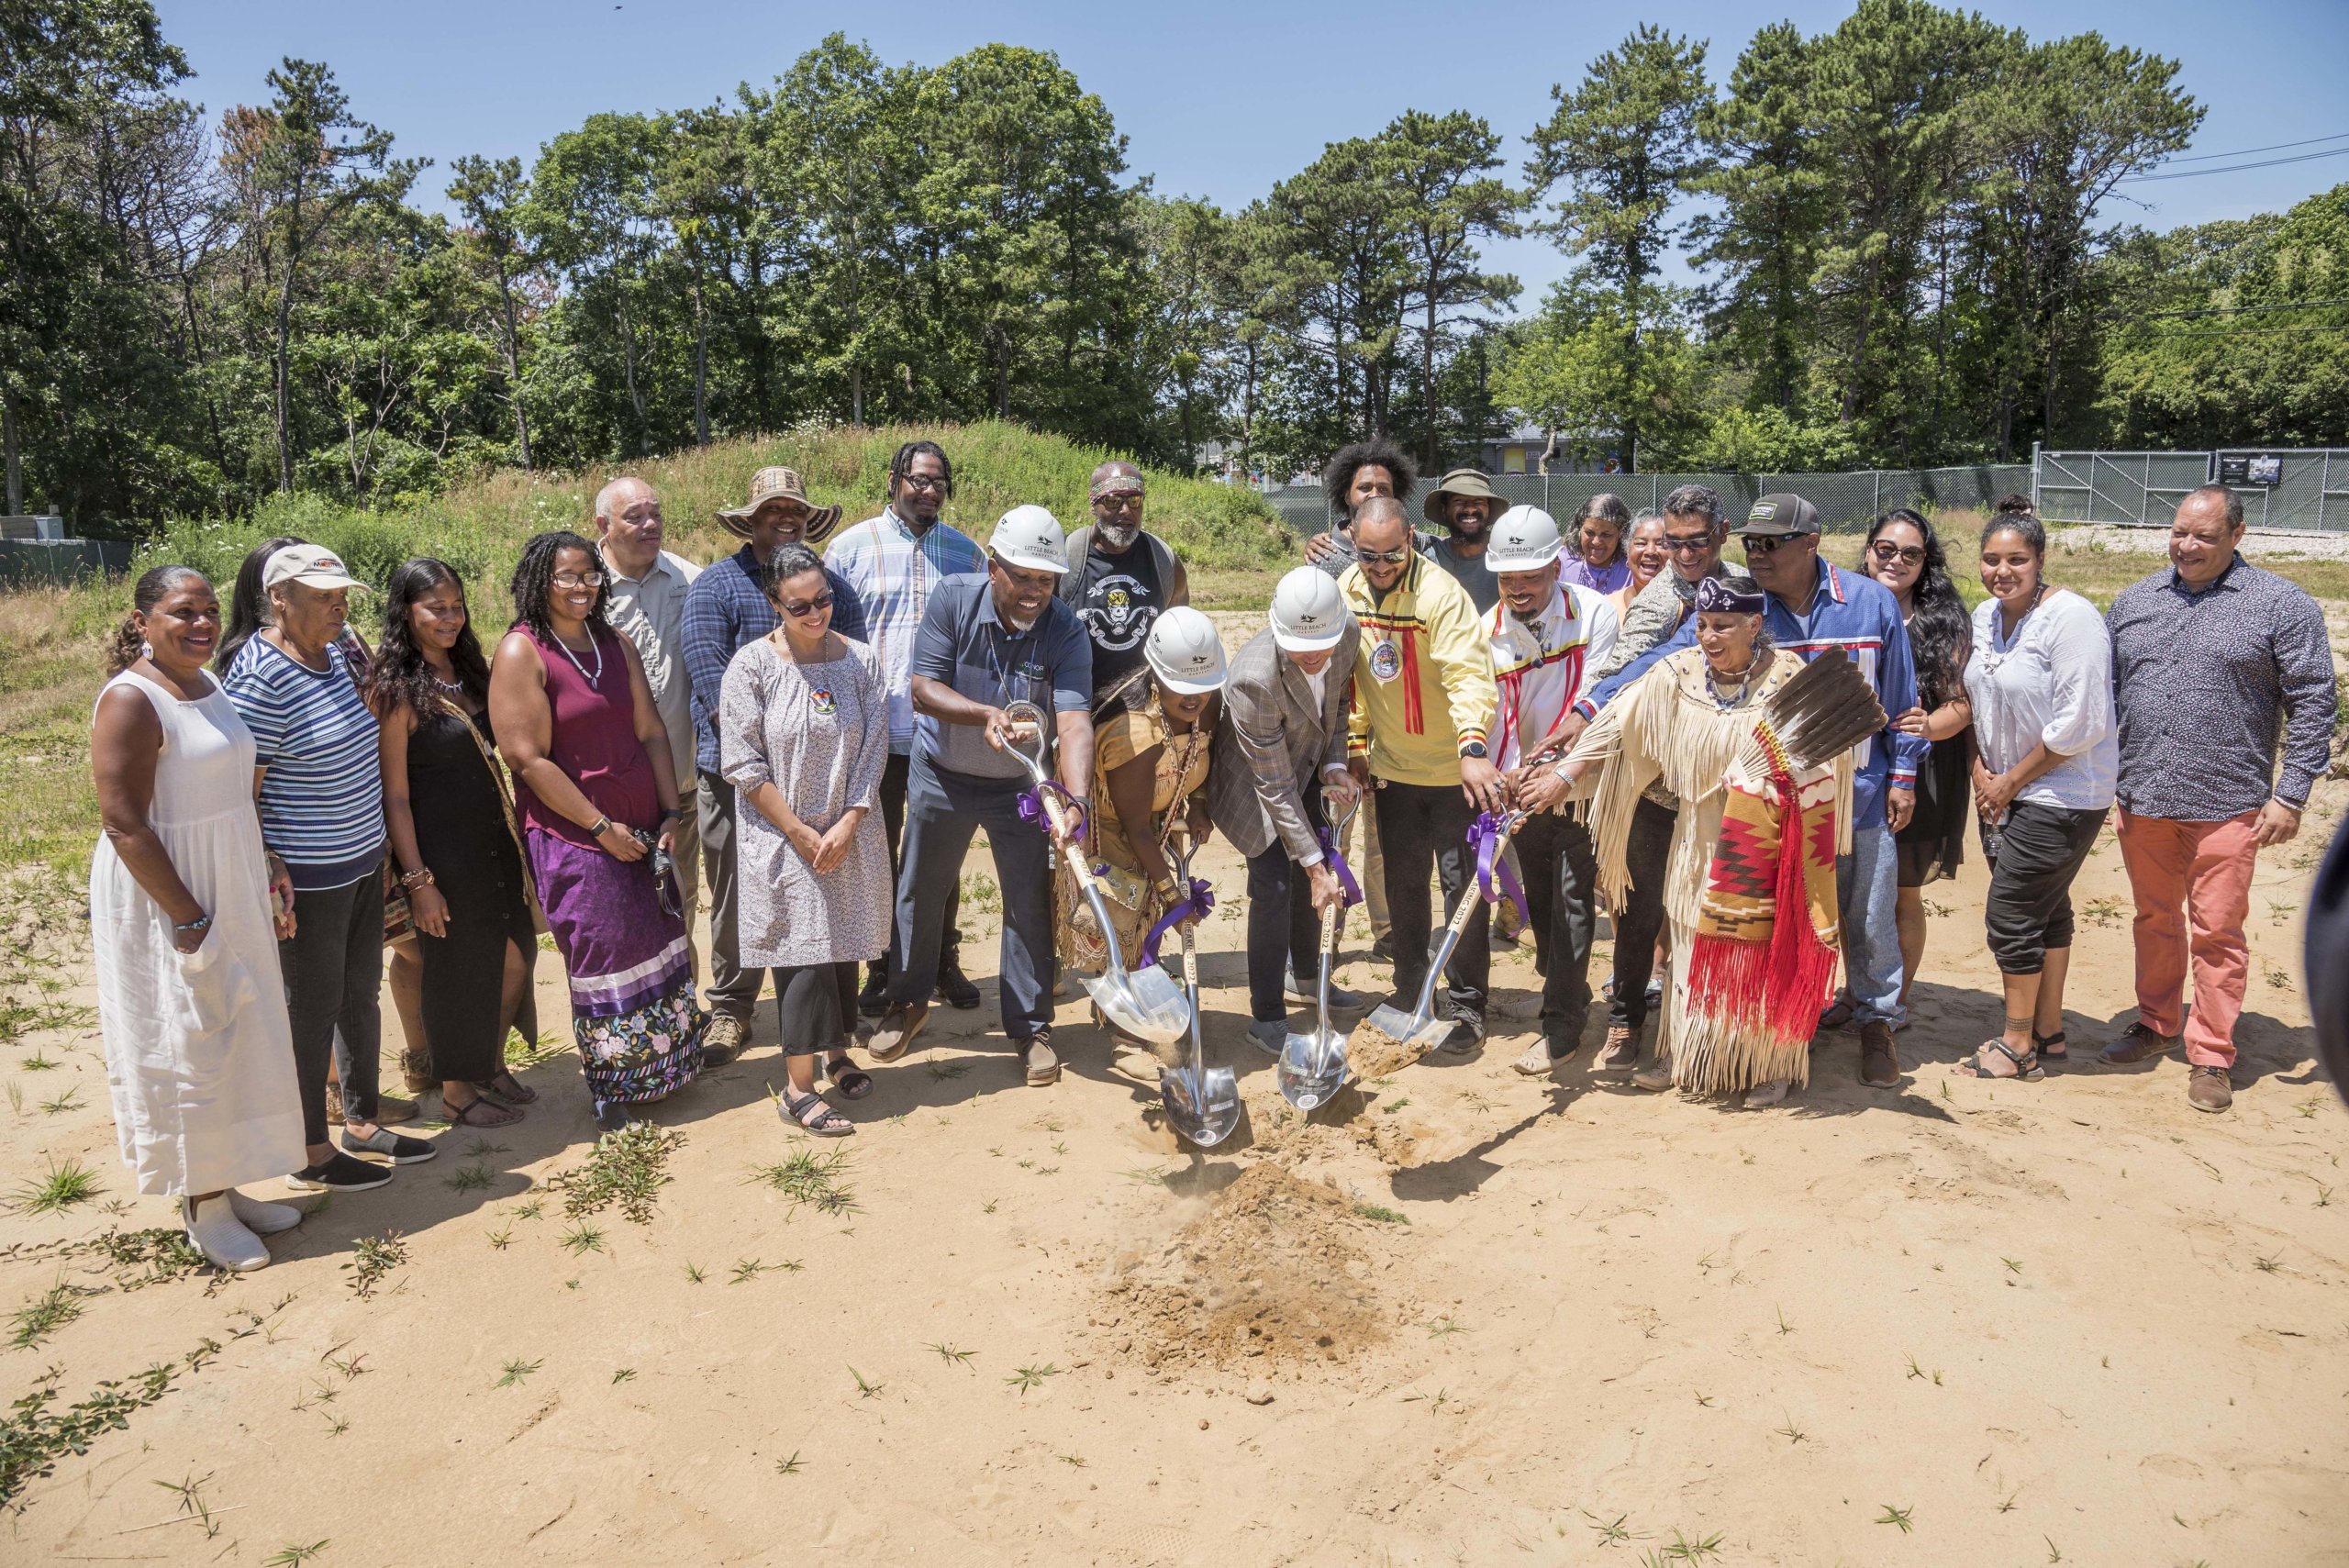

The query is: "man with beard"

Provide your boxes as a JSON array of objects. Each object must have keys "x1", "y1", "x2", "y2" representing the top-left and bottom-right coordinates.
[
  {"x1": 1417, "y1": 468, "x2": 1506, "y2": 613},
  {"x1": 826, "y1": 441, "x2": 987, "y2": 1017},
  {"x1": 1058, "y1": 461, "x2": 1190, "y2": 702}
]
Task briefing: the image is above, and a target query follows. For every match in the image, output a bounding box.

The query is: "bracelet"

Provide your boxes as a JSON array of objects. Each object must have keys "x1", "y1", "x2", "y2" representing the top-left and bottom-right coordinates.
[
  {"x1": 173, "y1": 914, "x2": 211, "y2": 933},
  {"x1": 400, "y1": 867, "x2": 435, "y2": 888}
]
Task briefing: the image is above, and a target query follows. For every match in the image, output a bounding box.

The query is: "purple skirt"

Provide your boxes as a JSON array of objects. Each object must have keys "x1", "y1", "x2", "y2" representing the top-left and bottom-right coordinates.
[{"x1": 526, "y1": 828, "x2": 704, "y2": 1107}]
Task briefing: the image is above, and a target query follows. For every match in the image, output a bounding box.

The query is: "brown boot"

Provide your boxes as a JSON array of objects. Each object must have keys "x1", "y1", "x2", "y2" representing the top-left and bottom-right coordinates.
[
  {"x1": 2098, "y1": 1021, "x2": 2181, "y2": 1065},
  {"x1": 1596, "y1": 1024, "x2": 1642, "y2": 1073},
  {"x1": 701, "y1": 1013, "x2": 748, "y2": 1067},
  {"x1": 1859, "y1": 1021, "x2": 1900, "y2": 1088},
  {"x1": 2187, "y1": 1063, "x2": 2233, "y2": 1113}
]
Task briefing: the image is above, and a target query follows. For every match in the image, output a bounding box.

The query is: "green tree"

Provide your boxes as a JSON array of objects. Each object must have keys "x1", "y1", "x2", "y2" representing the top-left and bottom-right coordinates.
[{"x1": 446, "y1": 154, "x2": 535, "y2": 467}]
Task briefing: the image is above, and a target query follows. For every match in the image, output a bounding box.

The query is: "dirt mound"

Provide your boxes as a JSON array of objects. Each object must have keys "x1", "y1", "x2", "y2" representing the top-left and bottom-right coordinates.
[
  {"x1": 1097, "y1": 1163, "x2": 1400, "y2": 1377},
  {"x1": 1345, "y1": 1017, "x2": 1438, "y2": 1082},
  {"x1": 1246, "y1": 1086, "x2": 1434, "y2": 1168}
]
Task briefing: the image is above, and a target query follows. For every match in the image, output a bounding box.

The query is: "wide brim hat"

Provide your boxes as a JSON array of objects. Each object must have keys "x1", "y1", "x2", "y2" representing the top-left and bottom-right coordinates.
[
  {"x1": 1421, "y1": 467, "x2": 1504, "y2": 528},
  {"x1": 718, "y1": 465, "x2": 843, "y2": 545}
]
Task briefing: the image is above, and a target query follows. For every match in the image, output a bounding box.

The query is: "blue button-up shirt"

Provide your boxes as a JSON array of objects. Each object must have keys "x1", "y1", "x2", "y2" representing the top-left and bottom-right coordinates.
[
  {"x1": 680, "y1": 544, "x2": 867, "y2": 777},
  {"x1": 825, "y1": 507, "x2": 988, "y2": 754},
  {"x1": 909, "y1": 575, "x2": 1093, "y2": 782},
  {"x1": 1581, "y1": 556, "x2": 1926, "y2": 829}
]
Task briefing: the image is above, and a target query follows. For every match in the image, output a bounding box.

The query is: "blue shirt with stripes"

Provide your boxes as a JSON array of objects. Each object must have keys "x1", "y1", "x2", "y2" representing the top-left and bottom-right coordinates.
[{"x1": 223, "y1": 637, "x2": 385, "y2": 890}]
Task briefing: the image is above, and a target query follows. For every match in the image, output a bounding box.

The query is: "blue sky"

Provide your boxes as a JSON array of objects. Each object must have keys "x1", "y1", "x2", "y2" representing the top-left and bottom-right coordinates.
[{"x1": 156, "y1": 0, "x2": 2349, "y2": 309}]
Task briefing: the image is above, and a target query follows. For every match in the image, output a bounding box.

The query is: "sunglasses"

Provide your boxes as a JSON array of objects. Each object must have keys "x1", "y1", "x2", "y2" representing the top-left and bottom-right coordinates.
[
  {"x1": 1662, "y1": 534, "x2": 1714, "y2": 553},
  {"x1": 1356, "y1": 547, "x2": 1412, "y2": 565},
  {"x1": 552, "y1": 570, "x2": 606, "y2": 588},
  {"x1": 1738, "y1": 534, "x2": 1792, "y2": 554},
  {"x1": 778, "y1": 591, "x2": 834, "y2": 619},
  {"x1": 897, "y1": 473, "x2": 948, "y2": 493},
  {"x1": 1869, "y1": 541, "x2": 1926, "y2": 566}
]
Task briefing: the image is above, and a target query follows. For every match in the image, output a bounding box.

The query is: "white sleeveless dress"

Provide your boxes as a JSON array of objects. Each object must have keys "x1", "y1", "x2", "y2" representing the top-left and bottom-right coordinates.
[{"x1": 90, "y1": 670, "x2": 305, "y2": 1194}]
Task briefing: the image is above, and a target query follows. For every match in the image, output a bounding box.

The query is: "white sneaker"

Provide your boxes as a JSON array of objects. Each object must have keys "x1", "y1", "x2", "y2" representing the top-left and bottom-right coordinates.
[
  {"x1": 228, "y1": 1189, "x2": 306, "y2": 1235},
  {"x1": 184, "y1": 1195, "x2": 270, "y2": 1272},
  {"x1": 1741, "y1": 1078, "x2": 1791, "y2": 1110}
]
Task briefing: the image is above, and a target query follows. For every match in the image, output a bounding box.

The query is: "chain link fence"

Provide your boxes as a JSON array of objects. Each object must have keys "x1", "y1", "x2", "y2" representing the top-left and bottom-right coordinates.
[
  {"x1": 2035, "y1": 446, "x2": 2349, "y2": 532},
  {"x1": 1262, "y1": 464, "x2": 2032, "y2": 537}
]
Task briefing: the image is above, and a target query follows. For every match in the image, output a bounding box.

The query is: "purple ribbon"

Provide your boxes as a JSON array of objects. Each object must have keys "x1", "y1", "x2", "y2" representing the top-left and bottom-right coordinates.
[
  {"x1": 1018, "y1": 782, "x2": 1088, "y2": 846},
  {"x1": 1315, "y1": 823, "x2": 1363, "y2": 909},
  {"x1": 1469, "y1": 811, "x2": 1526, "y2": 914},
  {"x1": 1137, "y1": 878, "x2": 1214, "y2": 968}
]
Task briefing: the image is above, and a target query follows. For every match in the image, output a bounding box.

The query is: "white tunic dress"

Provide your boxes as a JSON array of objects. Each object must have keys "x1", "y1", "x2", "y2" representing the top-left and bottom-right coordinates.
[{"x1": 90, "y1": 671, "x2": 306, "y2": 1194}]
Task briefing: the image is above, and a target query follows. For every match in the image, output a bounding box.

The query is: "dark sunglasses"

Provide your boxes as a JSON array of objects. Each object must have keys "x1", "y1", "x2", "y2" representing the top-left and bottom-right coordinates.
[
  {"x1": 1356, "y1": 547, "x2": 1412, "y2": 565},
  {"x1": 1739, "y1": 534, "x2": 1792, "y2": 554},
  {"x1": 1662, "y1": 534, "x2": 1714, "y2": 553},
  {"x1": 1869, "y1": 541, "x2": 1926, "y2": 566},
  {"x1": 778, "y1": 591, "x2": 834, "y2": 619}
]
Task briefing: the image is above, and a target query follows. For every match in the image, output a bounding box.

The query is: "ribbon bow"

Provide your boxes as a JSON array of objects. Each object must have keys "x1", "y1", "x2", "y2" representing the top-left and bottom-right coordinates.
[
  {"x1": 1137, "y1": 878, "x2": 1215, "y2": 968},
  {"x1": 1315, "y1": 822, "x2": 1364, "y2": 909},
  {"x1": 1468, "y1": 811, "x2": 1526, "y2": 914},
  {"x1": 1017, "y1": 781, "x2": 1088, "y2": 846}
]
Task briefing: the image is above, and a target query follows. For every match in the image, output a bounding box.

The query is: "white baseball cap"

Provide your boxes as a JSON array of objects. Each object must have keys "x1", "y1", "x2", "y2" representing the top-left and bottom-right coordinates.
[
  {"x1": 1267, "y1": 566, "x2": 1348, "y2": 652},
  {"x1": 988, "y1": 505, "x2": 1071, "y2": 574},
  {"x1": 1145, "y1": 606, "x2": 1228, "y2": 695},
  {"x1": 262, "y1": 543, "x2": 369, "y2": 594},
  {"x1": 1485, "y1": 506, "x2": 1565, "y2": 573}
]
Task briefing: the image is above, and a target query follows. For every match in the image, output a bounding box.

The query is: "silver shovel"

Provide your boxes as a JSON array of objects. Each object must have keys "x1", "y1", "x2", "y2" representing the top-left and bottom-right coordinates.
[
  {"x1": 1278, "y1": 798, "x2": 1357, "y2": 1111},
  {"x1": 999, "y1": 701, "x2": 1190, "y2": 1046},
  {"x1": 1159, "y1": 828, "x2": 1239, "y2": 1148},
  {"x1": 1356, "y1": 810, "x2": 1524, "y2": 1063}
]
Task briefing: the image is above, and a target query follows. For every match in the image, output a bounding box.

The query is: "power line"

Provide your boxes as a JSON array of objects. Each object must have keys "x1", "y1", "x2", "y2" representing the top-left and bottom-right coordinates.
[
  {"x1": 2159, "y1": 130, "x2": 2349, "y2": 165},
  {"x1": 2121, "y1": 146, "x2": 2349, "y2": 183}
]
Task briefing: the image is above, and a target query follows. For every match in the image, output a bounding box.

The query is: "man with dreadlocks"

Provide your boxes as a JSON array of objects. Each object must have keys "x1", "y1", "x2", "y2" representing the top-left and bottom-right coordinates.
[{"x1": 826, "y1": 440, "x2": 987, "y2": 1018}]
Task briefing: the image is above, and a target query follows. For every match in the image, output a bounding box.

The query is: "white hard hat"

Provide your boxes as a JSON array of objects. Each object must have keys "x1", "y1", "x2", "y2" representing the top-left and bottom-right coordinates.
[
  {"x1": 988, "y1": 505, "x2": 1070, "y2": 574},
  {"x1": 1486, "y1": 506, "x2": 1565, "y2": 573},
  {"x1": 1267, "y1": 566, "x2": 1347, "y2": 653},
  {"x1": 1144, "y1": 606, "x2": 1228, "y2": 695}
]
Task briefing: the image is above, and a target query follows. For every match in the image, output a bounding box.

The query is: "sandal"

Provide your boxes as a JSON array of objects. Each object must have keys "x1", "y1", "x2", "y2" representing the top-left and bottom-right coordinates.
[
  {"x1": 824, "y1": 1057, "x2": 874, "y2": 1100},
  {"x1": 480, "y1": 1070, "x2": 538, "y2": 1105},
  {"x1": 1952, "y1": 1040, "x2": 2043, "y2": 1081},
  {"x1": 445, "y1": 1090, "x2": 523, "y2": 1128},
  {"x1": 778, "y1": 1088, "x2": 853, "y2": 1137},
  {"x1": 2032, "y1": 1029, "x2": 2068, "y2": 1063}
]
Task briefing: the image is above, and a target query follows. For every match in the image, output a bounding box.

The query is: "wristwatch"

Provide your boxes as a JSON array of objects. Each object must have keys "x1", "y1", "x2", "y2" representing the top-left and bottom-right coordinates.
[{"x1": 1459, "y1": 741, "x2": 1488, "y2": 761}]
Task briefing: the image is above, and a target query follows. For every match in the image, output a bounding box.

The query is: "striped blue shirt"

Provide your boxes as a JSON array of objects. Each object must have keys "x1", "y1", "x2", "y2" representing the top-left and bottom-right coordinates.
[
  {"x1": 825, "y1": 507, "x2": 986, "y2": 753},
  {"x1": 223, "y1": 638, "x2": 385, "y2": 890}
]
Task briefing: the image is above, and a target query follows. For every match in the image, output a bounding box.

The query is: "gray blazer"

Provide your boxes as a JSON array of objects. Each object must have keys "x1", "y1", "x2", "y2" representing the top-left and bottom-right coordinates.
[{"x1": 1208, "y1": 621, "x2": 1360, "y2": 862}]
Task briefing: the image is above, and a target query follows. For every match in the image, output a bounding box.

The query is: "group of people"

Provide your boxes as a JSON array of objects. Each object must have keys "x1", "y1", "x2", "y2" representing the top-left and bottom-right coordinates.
[{"x1": 86, "y1": 433, "x2": 2335, "y2": 1273}]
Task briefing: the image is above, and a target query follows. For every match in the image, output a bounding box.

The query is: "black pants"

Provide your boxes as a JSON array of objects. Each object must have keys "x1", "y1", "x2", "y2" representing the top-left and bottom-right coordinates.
[
  {"x1": 891, "y1": 757, "x2": 1052, "y2": 1039},
  {"x1": 1375, "y1": 780, "x2": 1487, "y2": 1025},
  {"x1": 869, "y1": 751, "x2": 960, "y2": 991},
  {"x1": 774, "y1": 962, "x2": 860, "y2": 1056},
  {"x1": 1609, "y1": 797, "x2": 1676, "y2": 1032},
  {"x1": 280, "y1": 873, "x2": 384, "y2": 1146},
  {"x1": 1984, "y1": 802, "x2": 2110, "y2": 974},
  {"x1": 1517, "y1": 812, "x2": 1599, "y2": 1052},
  {"x1": 696, "y1": 770, "x2": 775, "y2": 1020},
  {"x1": 1245, "y1": 840, "x2": 1327, "y2": 1024}
]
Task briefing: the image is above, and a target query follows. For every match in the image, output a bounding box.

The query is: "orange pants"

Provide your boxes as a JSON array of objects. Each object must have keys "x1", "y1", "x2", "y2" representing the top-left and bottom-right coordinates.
[{"x1": 2115, "y1": 808, "x2": 2259, "y2": 1067}]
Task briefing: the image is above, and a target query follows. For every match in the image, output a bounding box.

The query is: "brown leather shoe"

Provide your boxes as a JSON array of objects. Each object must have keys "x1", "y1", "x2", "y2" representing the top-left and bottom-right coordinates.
[
  {"x1": 1859, "y1": 1021, "x2": 1900, "y2": 1087},
  {"x1": 701, "y1": 1012, "x2": 748, "y2": 1067},
  {"x1": 1019, "y1": 1030, "x2": 1060, "y2": 1086},
  {"x1": 2098, "y1": 1021, "x2": 2181, "y2": 1065},
  {"x1": 2187, "y1": 1063, "x2": 2233, "y2": 1113},
  {"x1": 864, "y1": 1002, "x2": 928, "y2": 1063},
  {"x1": 1596, "y1": 1025, "x2": 1642, "y2": 1073}
]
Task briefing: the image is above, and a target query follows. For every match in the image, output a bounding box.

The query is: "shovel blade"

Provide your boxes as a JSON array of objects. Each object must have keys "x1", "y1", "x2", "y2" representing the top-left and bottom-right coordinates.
[
  {"x1": 1276, "y1": 1028, "x2": 1348, "y2": 1111},
  {"x1": 1161, "y1": 1063, "x2": 1241, "y2": 1147},
  {"x1": 1362, "y1": 1002, "x2": 1426, "y2": 1045},
  {"x1": 1084, "y1": 968, "x2": 1189, "y2": 1046}
]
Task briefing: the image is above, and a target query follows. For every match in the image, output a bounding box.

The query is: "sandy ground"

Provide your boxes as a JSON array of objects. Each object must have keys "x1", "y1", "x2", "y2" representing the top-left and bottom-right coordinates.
[{"x1": 6, "y1": 683, "x2": 2347, "y2": 1565}]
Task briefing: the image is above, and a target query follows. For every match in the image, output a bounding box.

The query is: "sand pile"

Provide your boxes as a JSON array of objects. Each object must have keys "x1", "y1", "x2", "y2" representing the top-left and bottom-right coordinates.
[
  {"x1": 1344, "y1": 1017, "x2": 1439, "y2": 1083},
  {"x1": 1097, "y1": 1163, "x2": 1402, "y2": 1377}
]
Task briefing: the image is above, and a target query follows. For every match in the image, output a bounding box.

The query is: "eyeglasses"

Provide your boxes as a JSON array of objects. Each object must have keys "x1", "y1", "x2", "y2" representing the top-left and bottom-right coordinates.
[
  {"x1": 1662, "y1": 534, "x2": 1714, "y2": 554},
  {"x1": 1738, "y1": 535, "x2": 1789, "y2": 554},
  {"x1": 1095, "y1": 490, "x2": 1143, "y2": 507},
  {"x1": 1356, "y1": 547, "x2": 1412, "y2": 565},
  {"x1": 897, "y1": 473, "x2": 948, "y2": 493},
  {"x1": 779, "y1": 591, "x2": 834, "y2": 619},
  {"x1": 551, "y1": 571, "x2": 606, "y2": 588},
  {"x1": 1869, "y1": 541, "x2": 1925, "y2": 566}
]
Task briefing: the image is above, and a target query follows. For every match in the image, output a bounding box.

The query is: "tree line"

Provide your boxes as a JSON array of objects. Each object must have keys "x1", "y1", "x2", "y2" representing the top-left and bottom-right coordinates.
[{"x1": 5, "y1": 0, "x2": 2343, "y2": 534}]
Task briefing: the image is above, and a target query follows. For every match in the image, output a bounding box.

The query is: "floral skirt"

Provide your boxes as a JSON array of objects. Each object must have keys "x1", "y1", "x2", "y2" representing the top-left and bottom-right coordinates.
[{"x1": 527, "y1": 828, "x2": 706, "y2": 1107}]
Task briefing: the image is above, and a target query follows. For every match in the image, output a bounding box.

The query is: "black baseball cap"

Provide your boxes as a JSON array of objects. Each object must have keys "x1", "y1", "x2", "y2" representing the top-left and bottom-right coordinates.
[{"x1": 1742, "y1": 494, "x2": 1820, "y2": 538}]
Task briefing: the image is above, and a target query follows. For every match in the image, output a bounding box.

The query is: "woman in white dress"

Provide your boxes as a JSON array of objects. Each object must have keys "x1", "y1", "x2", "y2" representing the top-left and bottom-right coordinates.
[
  {"x1": 719, "y1": 543, "x2": 891, "y2": 1136},
  {"x1": 90, "y1": 566, "x2": 308, "y2": 1271}
]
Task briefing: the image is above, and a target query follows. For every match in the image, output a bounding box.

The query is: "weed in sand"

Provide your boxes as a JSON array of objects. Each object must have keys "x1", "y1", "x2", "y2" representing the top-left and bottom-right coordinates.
[
  {"x1": 262, "y1": 1542, "x2": 328, "y2": 1565},
  {"x1": 1005, "y1": 1362, "x2": 1062, "y2": 1395},
  {"x1": 2002, "y1": 1257, "x2": 2023, "y2": 1274},
  {"x1": 749, "y1": 1147, "x2": 858, "y2": 1215},
  {"x1": 929, "y1": 1342, "x2": 975, "y2": 1367},
  {"x1": 1774, "y1": 1306, "x2": 1794, "y2": 1336},
  {"x1": 0, "y1": 1342, "x2": 216, "y2": 1507},
  {"x1": 2254, "y1": 1253, "x2": 2282, "y2": 1273},
  {"x1": 1051, "y1": 1140, "x2": 1069, "y2": 1156},
  {"x1": 325, "y1": 1415, "x2": 350, "y2": 1437},
  {"x1": 342, "y1": 1232, "x2": 408, "y2": 1299},
  {"x1": 324, "y1": 1350, "x2": 368, "y2": 1380},
  {"x1": 1774, "y1": 1414, "x2": 1808, "y2": 1443},
  {"x1": 1921, "y1": 896, "x2": 1956, "y2": 918},
  {"x1": 1876, "y1": 1505, "x2": 1914, "y2": 1533},
  {"x1": 152, "y1": 1470, "x2": 221, "y2": 1537},
  {"x1": 1017, "y1": 1159, "x2": 1034, "y2": 1169},
  {"x1": 1905, "y1": 1353, "x2": 1944, "y2": 1385},
  {"x1": 684, "y1": 1262, "x2": 706, "y2": 1284},
  {"x1": 464, "y1": 1139, "x2": 512, "y2": 1157},
  {"x1": 2264, "y1": 962, "x2": 2294, "y2": 991},
  {"x1": 1645, "y1": 1529, "x2": 1724, "y2": 1563},
  {"x1": 548, "y1": 1121, "x2": 685, "y2": 1224},
  {"x1": 1693, "y1": 1392, "x2": 1716, "y2": 1407},
  {"x1": 17, "y1": 1051, "x2": 56, "y2": 1071},
  {"x1": 1384, "y1": 1096, "x2": 1412, "y2": 1113},
  {"x1": 10, "y1": 1156, "x2": 102, "y2": 1215},
  {"x1": 495, "y1": 1358, "x2": 542, "y2": 1388},
  {"x1": 510, "y1": 1198, "x2": 544, "y2": 1221},
  {"x1": 444, "y1": 1163, "x2": 492, "y2": 1195},
  {"x1": 730, "y1": 1259, "x2": 782, "y2": 1284},
  {"x1": 1402, "y1": 1387, "x2": 1451, "y2": 1410},
  {"x1": 8, "y1": 1280, "x2": 87, "y2": 1348},
  {"x1": 5, "y1": 1083, "x2": 18, "y2": 1114},
  {"x1": 927, "y1": 1062, "x2": 969, "y2": 1081},
  {"x1": 1425, "y1": 1316, "x2": 1467, "y2": 1339},
  {"x1": 486, "y1": 1227, "x2": 513, "y2": 1251},
  {"x1": 775, "y1": 1451, "x2": 804, "y2": 1474},
  {"x1": 1034, "y1": 1165, "x2": 1060, "y2": 1176},
  {"x1": 849, "y1": 1366, "x2": 885, "y2": 1398},
  {"x1": 2044, "y1": 1538, "x2": 2063, "y2": 1562},
  {"x1": 612, "y1": 1368, "x2": 636, "y2": 1385},
  {"x1": 2314, "y1": 1184, "x2": 2333, "y2": 1207},
  {"x1": 1353, "y1": 1202, "x2": 1408, "y2": 1224},
  {"x1": 559, "y1": 1221, "x2": 607, "y2": 1257},
  {"x1": 37, "y1": 1086, "x2": 83, "y2": 1116},
  {"x1": 1998, "y1": 1487, "x2": 2021, "y2": 1512},
  {"x1": 982, "y1": 1199, "x2": 998, "y2": 1213},
  {"x1": 1119, "y1": 1166, "x2": 1171, "y2": 1186}
]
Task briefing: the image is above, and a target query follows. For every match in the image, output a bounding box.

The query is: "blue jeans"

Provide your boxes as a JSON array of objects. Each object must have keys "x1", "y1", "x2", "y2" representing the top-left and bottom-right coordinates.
[{"x1": 1836, "y1": 821, "x2": 1907, "y2": 1028}]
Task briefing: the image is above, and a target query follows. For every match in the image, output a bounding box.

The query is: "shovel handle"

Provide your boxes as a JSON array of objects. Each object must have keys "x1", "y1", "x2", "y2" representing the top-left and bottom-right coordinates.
[{"x1": 1318, "y1": 896, "x2": 1341, "y2": 958}]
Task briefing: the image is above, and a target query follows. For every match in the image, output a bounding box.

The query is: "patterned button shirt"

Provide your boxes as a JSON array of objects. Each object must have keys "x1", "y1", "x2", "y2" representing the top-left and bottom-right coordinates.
[
  {"x1": 2108, "y1": 555, "x2": 2337, "y2": 820},
  {"x1": 825, "y1": 507, "x2": 987, "y2": 753}
]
